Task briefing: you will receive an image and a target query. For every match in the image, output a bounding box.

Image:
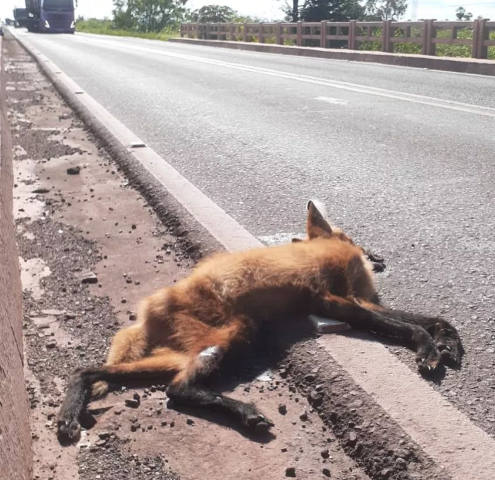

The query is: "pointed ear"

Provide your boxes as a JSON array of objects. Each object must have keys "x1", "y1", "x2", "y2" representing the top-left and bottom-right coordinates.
[{"x1": 306, "y1": 200, "x2": 333, "y2": 240}]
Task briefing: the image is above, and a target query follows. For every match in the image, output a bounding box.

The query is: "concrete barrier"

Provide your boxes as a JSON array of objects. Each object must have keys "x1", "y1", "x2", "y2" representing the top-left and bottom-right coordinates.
[
  {"x1": 0, "y1": 36, "x2": 33, "y2": 480},
  {"x1": 170, "y1": 38, "x2": 495, "y2": 76}
]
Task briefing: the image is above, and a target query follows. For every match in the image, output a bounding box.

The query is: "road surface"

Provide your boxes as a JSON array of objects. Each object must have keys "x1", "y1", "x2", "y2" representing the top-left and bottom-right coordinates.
[{"x1": 15, "y1": 31, "x2": 495, "y2": 441}]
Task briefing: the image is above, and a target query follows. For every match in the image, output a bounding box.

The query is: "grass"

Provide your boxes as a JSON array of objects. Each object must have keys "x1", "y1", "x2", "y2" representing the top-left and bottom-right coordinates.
[
  {"x1": 76, "y1": 19, "x2": 179, "y2": 41},
  {"x1": 358, "y1": 26, "x2": 495, "y2": 60}
]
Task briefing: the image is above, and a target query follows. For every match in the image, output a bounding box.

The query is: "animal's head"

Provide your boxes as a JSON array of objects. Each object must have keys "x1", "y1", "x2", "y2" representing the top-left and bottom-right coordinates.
[{"x1": 293, "y1": 200, "x2": 386, "y2": 272}]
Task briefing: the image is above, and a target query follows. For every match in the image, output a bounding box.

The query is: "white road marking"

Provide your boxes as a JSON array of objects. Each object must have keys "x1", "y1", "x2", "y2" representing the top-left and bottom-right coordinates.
[
  {"x1": 12, "y1": 30, "x2": 495, "y2": 480},
  {"x1": 316, "y1": 96, "x2": 349, "y2": 106},
  {"x1": 29, "y1": 31, "x2": 495, "y2": 119},
  {"x1": 320, "y1": 333, "x2": 495, "y2": 480},
  {"x1": 258, "y1": 232, "x2": 304, "y2": 246}
]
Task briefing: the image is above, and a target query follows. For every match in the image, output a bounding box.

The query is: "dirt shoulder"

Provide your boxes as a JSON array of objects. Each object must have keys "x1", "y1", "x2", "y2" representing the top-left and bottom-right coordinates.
[{"x1": 6, "y1": 35, "x2": 373, "y2": 480}]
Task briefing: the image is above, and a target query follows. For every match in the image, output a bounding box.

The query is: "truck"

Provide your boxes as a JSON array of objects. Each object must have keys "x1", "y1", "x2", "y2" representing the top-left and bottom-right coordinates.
[
  {"x1": 13, "y1": 8, "x2": 29, "y2": 28},
  {"x1": 25, "y1": 0, "x2": 76, "y2": 34}
]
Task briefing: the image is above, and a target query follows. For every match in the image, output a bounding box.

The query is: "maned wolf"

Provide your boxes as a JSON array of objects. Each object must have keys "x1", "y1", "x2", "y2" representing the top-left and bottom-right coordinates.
[{"x1": 57, "y1": 201, "x2": 462, "y2": 441}]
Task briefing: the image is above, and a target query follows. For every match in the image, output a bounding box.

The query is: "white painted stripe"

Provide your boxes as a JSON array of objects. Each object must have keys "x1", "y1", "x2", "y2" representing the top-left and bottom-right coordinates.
[
  {"x1": 320, "y1": 334, "x2": 495, "y2": 480},
  {"x1": 13, "y1": 33, "x2": 262, "y2": 253},
  {"x1": 258, "y1": 232, "x2": 304, "y2": 246},
  {"x1": 32, "y1": 31, "x2": 495, "y2": 119},
  {"x1": 316, "y1": 96, "x2": 349, "y2": 106},
  {"x1": 12, "y1": 30, "x2": 495, "y2": 480}
]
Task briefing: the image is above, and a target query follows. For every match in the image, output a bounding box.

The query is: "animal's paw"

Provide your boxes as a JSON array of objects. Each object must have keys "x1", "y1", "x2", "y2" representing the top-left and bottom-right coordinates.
[
  {"x1": 416, "y1": 348, "x2": 441, "y2": 373},
  {"x1": 247, "y1": 413, "x2": 274, "y2": 430},
  {"x1": 437, "y1": 343, "x2": 462, "y2": 368},
  {"x1": 364, "y1": 250, "x2": 386, "y2": 272},
  {"x1": 241, "y1": 405, "x2": 274, "y2": 431},
  {"x1": 57, "y1": 418, "x2": 81, "y2": 442},
  {"x1": 371, "y1": 261, "x2": 386, "y2": 273}
]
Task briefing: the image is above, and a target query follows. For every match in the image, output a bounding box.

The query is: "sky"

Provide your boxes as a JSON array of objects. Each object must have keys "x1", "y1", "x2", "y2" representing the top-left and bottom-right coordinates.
[{"x1": 1, "y1": 0, "x2": 495, "y2": 25}]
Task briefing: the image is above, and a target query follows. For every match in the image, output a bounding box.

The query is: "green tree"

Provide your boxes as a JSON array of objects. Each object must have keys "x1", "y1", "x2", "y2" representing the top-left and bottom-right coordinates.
[
  {"x1": 365, "y1": 0, "x2": 407, "y2": 20},
  {"x1": 300, "y1": 0, "x2": 364, "y2": 21},
  {"x1": 456, "y1": 6, "x2": 473, "y2": 21},
  {"x1": 113, "y1": 0, "x2": 136, "y2": 30},
  {"x1": 113, "y1": 0, "x2": 188, "y2": 32},
  {"x1": 190, "y1": 5, "x2": 237, "y2": 23},
  {"x1": 280, "y1": 0, "x2": 300, "y2": 21}
]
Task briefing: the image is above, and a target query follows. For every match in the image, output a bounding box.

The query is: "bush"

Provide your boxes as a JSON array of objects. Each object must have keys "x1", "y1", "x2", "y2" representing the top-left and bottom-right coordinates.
[{"x1": 76, "y1": 18, "x2": 179, "y2": 41}]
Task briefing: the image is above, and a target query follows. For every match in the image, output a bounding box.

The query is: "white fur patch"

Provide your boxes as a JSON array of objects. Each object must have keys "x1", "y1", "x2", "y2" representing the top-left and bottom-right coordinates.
[
  {"x1": 308, "y1": 198, "x2": 328, "y2": 220},
  {"x1": 199, "y1": 346, "x2": 222, "y2": 358},
  {"x1": 361, "y1": 254, "x2": 375, "y2": 276}
]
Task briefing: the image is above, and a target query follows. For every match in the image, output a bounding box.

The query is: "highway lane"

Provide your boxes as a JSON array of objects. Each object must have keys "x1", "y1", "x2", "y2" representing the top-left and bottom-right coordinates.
[{"x1": 15, "y1": 31, "x2": 495, "y2": 437}]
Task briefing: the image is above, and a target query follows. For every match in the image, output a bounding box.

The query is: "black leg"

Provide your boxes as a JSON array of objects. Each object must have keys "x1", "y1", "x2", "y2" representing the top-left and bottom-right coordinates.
[
  {"x1": 374, "y1": 308, "x2": 462, "y2": 366},
  {"x1": 58, "y1": 368, "x2": 99, "y2": 441},
  {"x1": 166, "y1": 382, "x2": 273, "y2": 430},
  {"x1": 311, "y1": 294, "x2": 441, "y2": 372},
  {"x1": 167, "y1": 345, "x2": 273, "y2": 430}
]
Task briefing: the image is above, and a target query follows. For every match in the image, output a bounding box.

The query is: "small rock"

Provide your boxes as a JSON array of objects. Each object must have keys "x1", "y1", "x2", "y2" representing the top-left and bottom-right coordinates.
[
  {"x1": 321, "y1": 449, "x2": 330, "y2": 459},
  {"x1": 95, "y1": 439, "x2": 107, "y2": 447},
  {"x1": 186, "y1": 418, "x2": 194, "y2": 426},
  {"x1": 395, "y1": 458, "x2": 407, "y2": 470},
  {"x1": 351, "y1": 399, "x2": 363, "y2": 408},
  {"x1": 98, "y1": 432, "x2": 110, "y2": 440},
  {"x1": 41, "y1": 309, "x2": 65, "y2": 316},
  {"x1": 299, "y1": 411, "x2": 308, "y2": 422},
  {"x1": 81, "y1": 271, "x2": 98, "y2": 284},
  {"x1": 348, "y1": 431, "x2": 357, "y2": 446},
  {"x1": 304, "y1": 374, "x2": 316, "y2": 382},
  {"x1": 379, "y1": 469, "x2": 392, "y2": 479},
  {"x1": 67, "y1": 166, "x2": 81, "y2": 175},
  {"x1": 395, "y1": 449, "x2": 412, "y2": 459},
  {"x1": 285, "y1": 467, "x2": 296, "y2": 477},
  {"x1": 322, "y1": 468, "x2": 331, "y2": 477},
  {"x1": 278, "y1": 404, "x2": 287, "y2": 415},
  {"x1": 309, "y1": 390, "x2": 323, "y2": 407},
  {"x1": 125, "y1": 393, "x2": 140, "y2": 408},
  {"x1": 46, "y1": 341, "x2": 57, "y2": 349}
]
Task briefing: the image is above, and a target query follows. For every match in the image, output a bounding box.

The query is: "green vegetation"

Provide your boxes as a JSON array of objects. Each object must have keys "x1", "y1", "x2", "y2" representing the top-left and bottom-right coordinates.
[
  {"x1": 281, "y1": 0, "x2": 408, "y2": 22},
  {"x1": 76, "y1": 18, "x2": 179, "y2": 41},
  {"x1": 75, "y1": 2, "x2": 494, "y2": 60},
  {"x1": 358, "y1": 25, "x2": 495, "y2": 60}
]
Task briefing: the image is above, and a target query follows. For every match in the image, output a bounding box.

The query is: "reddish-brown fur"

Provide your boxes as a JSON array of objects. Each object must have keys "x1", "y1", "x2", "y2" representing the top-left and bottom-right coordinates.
[
  {"x1": 94, "y1": 214, "x2": 375, "y2": 387},
  {"x1": 58, "y1": 201, "x2": 461, "y2": 441}
]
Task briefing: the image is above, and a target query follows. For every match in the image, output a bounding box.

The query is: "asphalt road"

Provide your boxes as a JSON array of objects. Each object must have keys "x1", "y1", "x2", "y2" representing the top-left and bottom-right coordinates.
[{"x1": 16, "y1": 31, "x2": 495, "y2": 438}]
